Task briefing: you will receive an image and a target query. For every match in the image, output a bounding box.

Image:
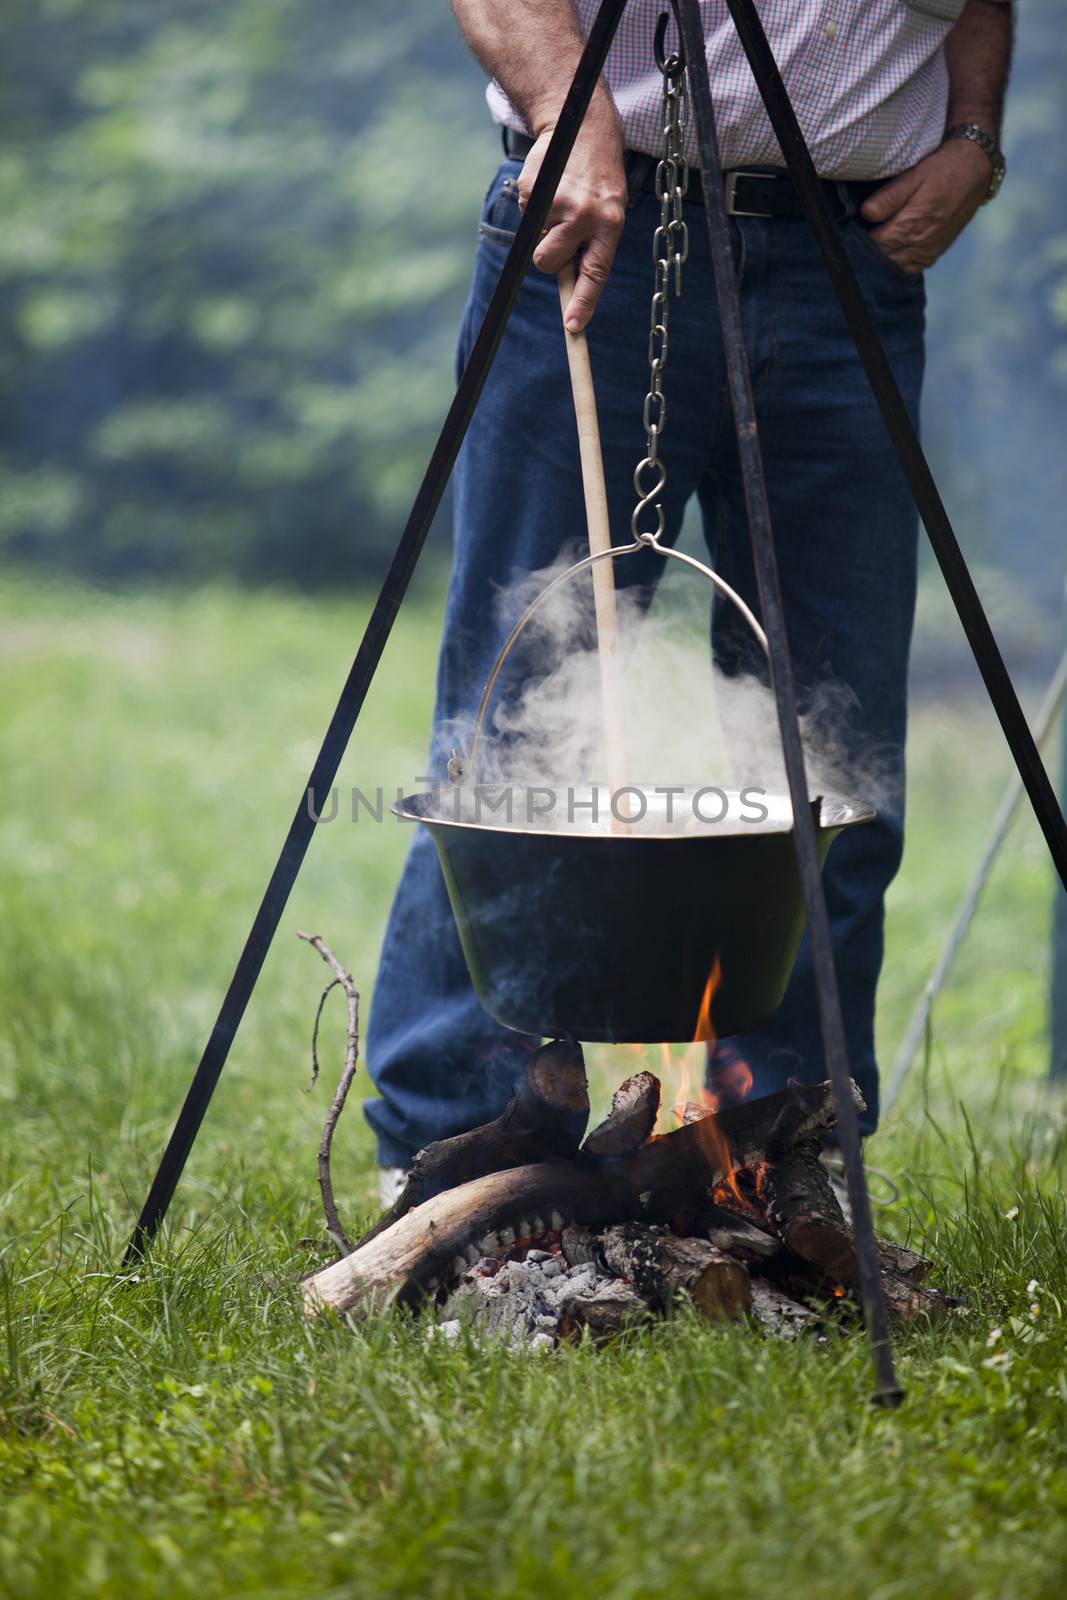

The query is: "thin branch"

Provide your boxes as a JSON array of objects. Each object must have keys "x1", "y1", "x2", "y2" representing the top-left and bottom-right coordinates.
[
  {"x1": 307, "y1": 976, "x2": 341, "y2": 1091},
  {"x1": 298, "y1": 931, "x2": 360, "y2": 1255}
]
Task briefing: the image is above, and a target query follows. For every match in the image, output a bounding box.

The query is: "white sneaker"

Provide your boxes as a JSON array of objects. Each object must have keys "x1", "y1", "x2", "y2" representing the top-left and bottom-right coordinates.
[{"x1": 378, "y1": 1165, "x2": 410, "y2": 1210}]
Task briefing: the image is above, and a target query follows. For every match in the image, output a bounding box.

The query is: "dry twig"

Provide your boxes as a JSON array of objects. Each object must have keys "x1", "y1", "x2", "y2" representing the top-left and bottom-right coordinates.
[{"x1": 298, "y1": 931, "x2": 360, "y2": 1255}]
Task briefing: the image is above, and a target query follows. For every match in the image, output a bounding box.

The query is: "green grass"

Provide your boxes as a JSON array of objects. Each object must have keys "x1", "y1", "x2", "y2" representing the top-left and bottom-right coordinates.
[{"x1": 1, "y1": 574, "x2": 1066, "y2": 1600}]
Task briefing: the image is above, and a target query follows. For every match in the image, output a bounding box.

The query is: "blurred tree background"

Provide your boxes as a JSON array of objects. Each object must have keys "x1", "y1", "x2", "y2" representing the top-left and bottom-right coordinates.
[{"x1": 0, "y1": 0, "x2": 1064, "y2": 600}]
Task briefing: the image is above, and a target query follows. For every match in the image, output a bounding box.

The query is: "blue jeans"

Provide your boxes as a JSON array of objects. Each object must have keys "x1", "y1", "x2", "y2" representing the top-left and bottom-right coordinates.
[{"x1": 365, "y1": 160, "x2": 924, "y2": 1166}]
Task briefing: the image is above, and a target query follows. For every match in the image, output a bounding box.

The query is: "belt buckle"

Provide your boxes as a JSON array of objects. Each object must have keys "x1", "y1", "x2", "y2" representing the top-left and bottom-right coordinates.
[{"x1": 724, "y1": 169, "x2": 773, "y2": 219}]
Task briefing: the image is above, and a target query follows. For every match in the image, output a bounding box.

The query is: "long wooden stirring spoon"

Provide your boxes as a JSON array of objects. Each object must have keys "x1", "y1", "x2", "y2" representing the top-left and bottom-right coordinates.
[{"x1": 557, "y1": 258, "x2": 632, "y2": 835}]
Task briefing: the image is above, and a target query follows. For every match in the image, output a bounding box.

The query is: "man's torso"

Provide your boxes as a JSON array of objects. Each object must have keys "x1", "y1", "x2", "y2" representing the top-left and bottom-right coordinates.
[{"x1": 487, "y1": 0, "x2": 971, "y2": 180}]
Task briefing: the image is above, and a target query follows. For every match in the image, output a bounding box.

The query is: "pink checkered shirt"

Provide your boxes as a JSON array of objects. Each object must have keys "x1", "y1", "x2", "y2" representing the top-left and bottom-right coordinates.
[{"x1": 487, "y1": 1, "x2": 1008, "y2": 181}]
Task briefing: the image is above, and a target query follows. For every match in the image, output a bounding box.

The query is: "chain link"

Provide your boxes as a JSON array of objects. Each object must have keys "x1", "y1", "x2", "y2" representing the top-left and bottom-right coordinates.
[{"x1": 631, "y1": 42, "x2": 688, "y2": 545}]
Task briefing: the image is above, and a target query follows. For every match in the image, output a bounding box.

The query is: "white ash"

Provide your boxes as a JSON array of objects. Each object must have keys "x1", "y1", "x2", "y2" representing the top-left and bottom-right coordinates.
[{"x1": 438, "y1": 1248, "x2": 618, "y2": 1350}]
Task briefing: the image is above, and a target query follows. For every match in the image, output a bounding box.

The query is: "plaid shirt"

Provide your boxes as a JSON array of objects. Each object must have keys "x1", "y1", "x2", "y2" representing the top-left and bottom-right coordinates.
[{"x1": 487, "y1": 0, "x2": 1010, "y2": 181}]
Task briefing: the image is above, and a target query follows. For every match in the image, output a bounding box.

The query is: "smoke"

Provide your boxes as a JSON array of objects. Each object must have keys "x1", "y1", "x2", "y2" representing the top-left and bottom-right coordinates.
[{"x1": 438, "y1": 544, "x2": 900, "y2": 833}]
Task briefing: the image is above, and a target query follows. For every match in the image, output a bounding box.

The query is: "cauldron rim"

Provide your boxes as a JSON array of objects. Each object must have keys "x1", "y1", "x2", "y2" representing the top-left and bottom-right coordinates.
[{"x1": 393, "y1": 783, "x2": 876, "y2": 841}]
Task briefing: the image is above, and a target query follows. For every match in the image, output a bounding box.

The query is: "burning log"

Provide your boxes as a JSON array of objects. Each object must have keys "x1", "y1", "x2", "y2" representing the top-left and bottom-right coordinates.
[
  {"x1": 625, "y1": 1079, "x2": 856, "y2": 1200},
  {"x1": 302, "y1": 1160, "x2": 628, "y2": 1319},
  {"x1": 582, "y1": 1071, "x2": 661, "y2": 1159},
  {"x1": 301, "y1": 1056, "x2": 952, "y2": 1340},
  {"x1": 755, "y1": 1147, "x2": 857, "y2": 1286},
  {"x1": 357, "y1": 1039, "x2": 589, "y2": 1247},
  {"x1": 599, "y1": 1223, "x2": 751, "y2": 1324}
]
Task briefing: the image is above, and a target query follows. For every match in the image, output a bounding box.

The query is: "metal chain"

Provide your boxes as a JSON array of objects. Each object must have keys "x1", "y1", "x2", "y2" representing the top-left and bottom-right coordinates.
[{"x1": 631, "y1": 37, "x2": 689, "y2": 545}]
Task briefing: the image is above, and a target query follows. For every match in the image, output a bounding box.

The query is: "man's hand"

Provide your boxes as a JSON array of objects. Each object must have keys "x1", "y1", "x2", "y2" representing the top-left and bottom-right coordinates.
[
  {"x1": 860, "y1": 138, "x2": 992, "y2": 277},
  {"x1": 517, "y1": 111, "x2": 628, "y2": 331},
  {"x1": 451, "y1": 0, "x2": 627, "y2": 331}
]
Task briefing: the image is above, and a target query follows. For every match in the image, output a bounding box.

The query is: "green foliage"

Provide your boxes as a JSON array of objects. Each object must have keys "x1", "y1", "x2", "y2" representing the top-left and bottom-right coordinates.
[
  {"x1": 1, "y1": 578, "x2": 1066, "y2": 1598},
  {"x1": 0, "y1": 0, "x2": 492, "y2": 586}
]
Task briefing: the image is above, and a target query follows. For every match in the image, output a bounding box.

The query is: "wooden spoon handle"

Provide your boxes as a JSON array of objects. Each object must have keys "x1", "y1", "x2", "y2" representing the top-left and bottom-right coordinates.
[{"x1": 557, "y1": 259, "x2": 631, "y2": 830}]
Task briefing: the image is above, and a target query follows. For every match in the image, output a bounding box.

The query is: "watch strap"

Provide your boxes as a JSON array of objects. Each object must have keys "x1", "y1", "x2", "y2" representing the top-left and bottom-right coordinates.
[{"x1": 944, "y1": 123, "x2": 1006, "y2": 203}]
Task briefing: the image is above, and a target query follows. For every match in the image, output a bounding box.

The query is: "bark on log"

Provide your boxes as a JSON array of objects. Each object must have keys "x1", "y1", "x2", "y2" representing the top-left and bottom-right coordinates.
[
  {"x1": 880, "y1": 1270, "x2": 957, "y2": 1325},
  {"x1": 755, "y1": 1148, "x2": 857, "y2": 1286},
  {"x1": 747, "y1": 1280, "x2": 823, "y2": 1341},
  {"x1": 582, "y1": 1072, "x2": 660, "y2": 1160},
  {"x1": 599, "y1": 1224, "x2": 751, "y2": 1323},
  {"x1": 356, "y1": 1039, "x2": 589, "y2": 1247},
  {"x1": 303, "y1": 1160, "x2": 627, "y2": 1318},
  {"x1": 876, "y1": 1239, "x2": 934, "y2": 1284}
]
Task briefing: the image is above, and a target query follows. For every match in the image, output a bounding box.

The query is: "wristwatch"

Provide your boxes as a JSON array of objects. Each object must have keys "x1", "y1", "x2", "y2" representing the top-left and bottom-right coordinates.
[{"x1": 944, "y1": 123, "x2": 1006, "y2": 204}]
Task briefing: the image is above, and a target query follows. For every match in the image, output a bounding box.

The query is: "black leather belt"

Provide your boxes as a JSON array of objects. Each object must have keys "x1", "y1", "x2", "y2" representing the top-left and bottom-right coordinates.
[{"x1": 502, "y1": 126, "x2": 884, "y2": 222}]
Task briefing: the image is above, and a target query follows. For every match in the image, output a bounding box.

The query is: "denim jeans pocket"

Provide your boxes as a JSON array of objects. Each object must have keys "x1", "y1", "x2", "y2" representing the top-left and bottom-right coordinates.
[
  {"x1": 847, "y1": 219, "x2": 925, "y2": 292},
  {"x1": 478, "y1": 162, "x2": 522, "y2": 245}
]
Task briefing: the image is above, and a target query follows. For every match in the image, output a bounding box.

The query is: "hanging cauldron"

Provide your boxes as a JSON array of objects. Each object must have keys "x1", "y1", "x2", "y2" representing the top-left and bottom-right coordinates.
[{"x1": 395, "y1": 541, "x2": 876, "y2": 1044}]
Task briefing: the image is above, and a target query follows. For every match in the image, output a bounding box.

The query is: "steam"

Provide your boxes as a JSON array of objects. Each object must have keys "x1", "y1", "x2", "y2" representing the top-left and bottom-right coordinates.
[{"x1": 437, "y1": 544, "x2": 900, "y2": 833}]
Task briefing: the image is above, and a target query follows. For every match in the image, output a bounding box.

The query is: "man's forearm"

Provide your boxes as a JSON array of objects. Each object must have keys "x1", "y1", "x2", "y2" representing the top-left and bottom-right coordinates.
[
  {"x1": 450, "y1": 0, "x2": 626, "y2": 330},
  {"x1": 451, "y1": 0, "x2": 617, "y2": 135},
  {"x1": 945, "y1": 0, "x2": 1014, "y2": 137}
]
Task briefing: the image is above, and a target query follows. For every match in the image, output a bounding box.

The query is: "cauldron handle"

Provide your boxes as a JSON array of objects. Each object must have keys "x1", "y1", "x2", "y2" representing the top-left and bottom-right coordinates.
[{"x1": 450, "y1": 533, "x2": 770, "y2": 784}]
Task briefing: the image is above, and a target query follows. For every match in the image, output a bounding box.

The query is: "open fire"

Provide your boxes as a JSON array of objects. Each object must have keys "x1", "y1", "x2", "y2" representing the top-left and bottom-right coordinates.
[{"x1": 302, "y1": 1033, "x2": 956, "y2": 1342}]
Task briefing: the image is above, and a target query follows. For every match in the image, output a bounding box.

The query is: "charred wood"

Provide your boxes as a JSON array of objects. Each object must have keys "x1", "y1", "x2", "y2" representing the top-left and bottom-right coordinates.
[
  {"x1": 755, "y1": 1147, "x2": 858, "y2": 1286},
  {"x1": 599, "y1": 1223, "x2": 751, "y2": 1323},
  {"x1": 747, "y1": 1280, "x2": 824, "y2": 1341},
  {"x1": 581, "y1": 1071, "x2": 661, "y2": 1160},
  {"x1": 626, "y1": 1079, "x2": 862, "y2": 1201},
  {"x1": 560, "y1": 1225, "x2": 603, "y2": 1268},
  {"x1": 303, "y1": 1159, "x2": 627, "y2": 1319},
  {"x1": 556, "y1": 1278, "x2": 653, "y2": 1340},
  {"x1": 357, "y1": 1039, "x2": 589, "y2": 1247},
  {"x1": 688, "y1": 1202, "x2": 781, "y2": 1261}
]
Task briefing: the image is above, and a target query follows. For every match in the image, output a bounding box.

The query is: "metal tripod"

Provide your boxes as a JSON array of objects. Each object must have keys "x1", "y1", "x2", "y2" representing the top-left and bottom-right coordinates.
[{"x1": 123, "y1": 0, "x2": 1067, "y2": 1407}]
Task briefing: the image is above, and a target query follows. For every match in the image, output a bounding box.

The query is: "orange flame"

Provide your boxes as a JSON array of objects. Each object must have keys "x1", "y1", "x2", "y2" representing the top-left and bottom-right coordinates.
[
  {"x1": 647, "y1": 961, "x2": 757, "y2": 1212},
  {"x1": 683, "y1": 962, "x2": 757, "y2": 1210}
]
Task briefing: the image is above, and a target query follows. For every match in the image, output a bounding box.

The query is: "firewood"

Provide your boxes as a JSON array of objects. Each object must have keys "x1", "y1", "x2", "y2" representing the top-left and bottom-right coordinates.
[
  {"x1": 556, "y1": 1278, "x2": 653, "y2": 1341},
  {"x1": 879, "y1": 1270, "x2": 957, "y2": 1325},
  {"x1": 599, "y1": 1224, "x2": 751, "y2": 1323},
  {"x1": 626, "y1": 1079, "x2": 862, "y2": 1201},
  {"x1": 582, "y1": 1071, "x2": 661, "y2": 1159},
  {"x1": 303, "y1": 1160, "x2": 627, "y2": 1319},
  {"x1": 747, "y1": 1279, "x2": 823, "y2": 1340},
  {"x1": 876, "y1": 1238, "x2": 934, "y2": 1284},
  {"x1": 755, "y1": 1148, "x2": 857, "y2": 1286},
  {"x1": 689, "y1": 1202, "x2": 780, "y2": 1261},
  {"x1": 673, "y1": 1078, "x2": 863, "y2": 1150},
  {"x1": 356, "y1": 1039, "x2": 589, "y2": 1247}
]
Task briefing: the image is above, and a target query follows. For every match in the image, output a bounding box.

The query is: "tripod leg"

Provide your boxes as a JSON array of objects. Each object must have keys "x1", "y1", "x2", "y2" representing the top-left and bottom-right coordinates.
[{"x1": 674, "y1": 0, "x2": 903, "y2": 1406}]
